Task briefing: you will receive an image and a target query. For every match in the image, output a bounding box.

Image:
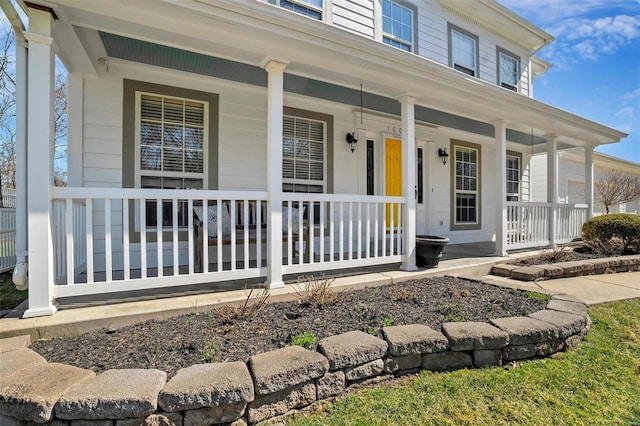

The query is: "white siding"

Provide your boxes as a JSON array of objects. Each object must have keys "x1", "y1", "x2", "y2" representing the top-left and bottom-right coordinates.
[{"x1": 332, "y1": 0, "x2": 375, "y2": 38}]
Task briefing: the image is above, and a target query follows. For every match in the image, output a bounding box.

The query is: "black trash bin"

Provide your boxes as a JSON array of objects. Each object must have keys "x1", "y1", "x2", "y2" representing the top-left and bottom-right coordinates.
[{"x1": 416, "y1": 235, "x2": 450, "y2": 268}]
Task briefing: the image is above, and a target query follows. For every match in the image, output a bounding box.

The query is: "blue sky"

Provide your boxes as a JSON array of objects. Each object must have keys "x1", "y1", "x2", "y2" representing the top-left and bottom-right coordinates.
[{"x1": 499, "y1": 0, "x2": 640, "y2": 163}]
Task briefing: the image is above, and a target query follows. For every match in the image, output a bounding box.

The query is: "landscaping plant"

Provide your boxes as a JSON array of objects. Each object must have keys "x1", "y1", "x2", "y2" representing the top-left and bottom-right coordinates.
[
  {"x1": 291, "y1": 331, "x2": 317, "y2": 348},
  {"x1": 294, "y1": 274, "x2": 343, "y2": 309},
  {"x1": 214, "y1": 287, "x2": 269, "y2": 325},
  {"x1": 582, "y1": 213, "x2": 640, "y2": 254}
]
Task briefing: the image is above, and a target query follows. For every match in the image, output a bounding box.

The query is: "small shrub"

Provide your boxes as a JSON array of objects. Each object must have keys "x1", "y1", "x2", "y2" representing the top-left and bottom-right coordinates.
[
  {"x1": 381, "y1": 317, "x2": 394, "y2": 327},
  {"x1": 387, "y1": 282, "x2": 417, "y2": 301},
  {"x1": 291, "y1": 331, "x2": 317, "y2": 348},
  {"x1": 201, "y1": 342, "x2": 220, "y2": 363},
  {"x1": 294, "y1": 274, "x2": 343, "y2": 309},
  {"x1": 435, "y1": 303, "x2": 464, "y2": 322},
  {"x1": 582, "y1": 213, "x2": 640, "y2": 254},
  {"x1": 444, "y1": 287, "x2": 471, "y2": 300},
  {"x1": 215, "y1": 288, "x2": 270, "y2": 325}
]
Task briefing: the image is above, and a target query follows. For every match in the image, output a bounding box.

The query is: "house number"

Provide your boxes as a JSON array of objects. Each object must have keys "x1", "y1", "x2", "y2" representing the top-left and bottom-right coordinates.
[{"x1": 387, "y1": 126, "x2": 402, "y2": 133}]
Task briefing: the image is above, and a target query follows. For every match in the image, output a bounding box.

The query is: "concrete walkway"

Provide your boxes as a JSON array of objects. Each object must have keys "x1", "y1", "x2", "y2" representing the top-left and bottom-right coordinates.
[{"x1": 484, "y1": 271, "x2": 640, "y2": 306}]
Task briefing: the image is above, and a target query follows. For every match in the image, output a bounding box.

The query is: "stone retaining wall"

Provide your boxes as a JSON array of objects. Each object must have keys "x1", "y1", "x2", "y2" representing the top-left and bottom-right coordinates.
[
  {"x1": 0, "y1": 294, "x2": 591, "y2": 426},
  {"x1": 491, "y1": 254, "x2": 640, "y2": 281}
]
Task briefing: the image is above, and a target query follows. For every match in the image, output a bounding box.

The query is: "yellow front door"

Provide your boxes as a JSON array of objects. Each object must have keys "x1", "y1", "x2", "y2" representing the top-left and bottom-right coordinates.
[{"x1": 385, "y1": 138, "x2": 402, "y2": 225}]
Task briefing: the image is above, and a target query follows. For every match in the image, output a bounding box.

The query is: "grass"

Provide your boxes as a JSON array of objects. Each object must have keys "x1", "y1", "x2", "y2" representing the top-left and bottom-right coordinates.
[
  {"x1": 0, "y1": 271, "x2": 27, "y2": 310},
  {"x1": 292, "y1": 331, "x2": 318, "y2": 348},
  {"x1": 288, "y1": 298, "x2": 640, "y2": 425}
]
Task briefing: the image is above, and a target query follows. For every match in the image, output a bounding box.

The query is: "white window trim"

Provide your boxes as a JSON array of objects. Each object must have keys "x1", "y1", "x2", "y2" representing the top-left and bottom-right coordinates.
[
  {"x1": 282, "y1": 114, "x2": 327, "y2": 193},
  {"x1": 382, "y1": 0, "x2": 414, "y2": 52},
  {"x1": 453, "y1": 144, "x2": 479, "y2": 226},
  {"x1": 506, "y1": 153, "x2": 520, "y2": 201},
  {"x1": 134, "y1": 91, "x2": 209, "y2": 230}
]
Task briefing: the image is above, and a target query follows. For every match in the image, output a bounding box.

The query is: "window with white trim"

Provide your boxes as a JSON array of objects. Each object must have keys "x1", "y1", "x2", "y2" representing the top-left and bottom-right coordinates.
[
  {"x1": 449, "y1": 25, "x2": 478, "y2": 77},
  {"x1": 382, "y1": 0, "x2": 414, "y2": 52},
  {"x1": 136, "y1": 92, "x2": 208, "y2": 227},
  {"x1": 454, "y1": 145, "x2": 479, "y2": 224},
  {"x1": 282, "y1": 115, "x2": 326, "y2": 193},
  {"x1": 499, "y1": 50, "x2": 519, "y2": 91},
  {"x1": 278, "y1": 0, "x2": 322, "y2": 20},
  {"x1": 506, "y1": 154, "x2": 520, "y2": 201}
]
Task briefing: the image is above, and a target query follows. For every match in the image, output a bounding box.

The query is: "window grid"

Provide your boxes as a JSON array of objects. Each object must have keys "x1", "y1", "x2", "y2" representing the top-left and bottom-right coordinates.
[
  {"x1": 136, "y1": 92, "x2": 208, "y2": 227},
  {"x1": 452, "y1": 29, "x2": 476, "y2": 76},
  {"x1": 499, "y1": 52, "x2": 519, "y2": 91},
  {"x1": 280, "y1": 0, "x2": 322, "y2": 20},
  {"x1": 382, "y1": 0, "x2": 413, "y2": 52},
  {"x1": 283, "y1": 115, "x2": 326, "y2": 194},
  {"x1": 455, "y1": 146, "x2": 478, "y2": 224},
  {"x1": 506, "y1": 154, "x2": 520, "y2": 201}
]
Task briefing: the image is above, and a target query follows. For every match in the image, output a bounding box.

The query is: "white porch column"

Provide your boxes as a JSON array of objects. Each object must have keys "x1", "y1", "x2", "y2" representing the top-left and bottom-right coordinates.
[
  {"x1": 14, "y1": 37, "x2": 28, "y2": 286},
  {"x1": 493, "y1": 119, "x2": 508, "y2": 256},
  {"x1": 23, "y1": 7, "x2": 57, "y2": 317},
  {"x1": 398, "y1": 94, "x2": 417, "y2": 271},
  {"x1": 264, "y1": 60, "x2": 287, "y2": 289},
  {"x1": 585, "y1": 146, "x2": 594, "y2": 219},
  {"x1": 546, "y1": 134, "x2": 558, "y2": 249},
  {"x1": 67, "y1": 73, "x2": 84, "y2": 187}
]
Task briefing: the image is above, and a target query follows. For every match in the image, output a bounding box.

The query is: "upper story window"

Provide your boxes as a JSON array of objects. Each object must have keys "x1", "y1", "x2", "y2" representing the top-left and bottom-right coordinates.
[
  {"x1": 382, "y1": 0, "x2": 414, "y2": 52},
  {"x1": 278, "y1": 0, "x2": 323, "y2": 20},
  {"x1": 498, "y1": 48, "x2": 520, "y2": 92},
  {"x1": 448, "y1": 24, "x2": 479, "y2": 77}
]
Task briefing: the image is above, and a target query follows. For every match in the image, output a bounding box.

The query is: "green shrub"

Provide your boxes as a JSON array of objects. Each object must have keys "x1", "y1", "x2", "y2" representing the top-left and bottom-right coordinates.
[
  {"x1": 582, "y1": 213, "x2": 640, "y2": 254},
  {"x1": 291, "y1": 331, "x2": 317, "y2": 348}
]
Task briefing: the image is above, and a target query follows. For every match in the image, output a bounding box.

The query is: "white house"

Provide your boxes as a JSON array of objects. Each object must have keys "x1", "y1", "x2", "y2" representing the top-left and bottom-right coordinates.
[
  {"x1": 2, "y1": 0, "x2": 627, "y2": 317},
  {"x1": 531, "y1": 150, "x2": 640, "y2": 215}
]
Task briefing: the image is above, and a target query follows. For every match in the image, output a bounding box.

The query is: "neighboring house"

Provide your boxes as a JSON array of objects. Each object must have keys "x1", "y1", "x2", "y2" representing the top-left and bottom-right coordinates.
[
  {"x1": 3, "y1": 0, "x2": 627, "y2": 317},
  {"x1": 531, "y1": 150, "x2": 640, "y2": 215}
]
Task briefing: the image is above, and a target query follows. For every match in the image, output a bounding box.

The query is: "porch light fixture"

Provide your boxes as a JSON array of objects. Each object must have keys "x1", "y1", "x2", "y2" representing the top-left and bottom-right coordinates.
[
  {"x1": 346, "y1": 133, "x2": 358, "y2": 153},
  {"x1": 438, "y1": 148, "x2": 449, "y2": 165}
]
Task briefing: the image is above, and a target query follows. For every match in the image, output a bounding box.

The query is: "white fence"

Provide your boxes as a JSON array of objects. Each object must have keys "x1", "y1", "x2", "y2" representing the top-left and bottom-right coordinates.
[
  {"x1": 50, "y1": 187, "x2": 405, "y2": 298},
  {"x1": 1, "y1": 187, "x2": 16, "y2": 208},
  {"x1": 0, "y1": 208, "x2": 16, "y2": 273},
  {"x1": 506, "y1": 202, "x2": 588, "y2": 250}
]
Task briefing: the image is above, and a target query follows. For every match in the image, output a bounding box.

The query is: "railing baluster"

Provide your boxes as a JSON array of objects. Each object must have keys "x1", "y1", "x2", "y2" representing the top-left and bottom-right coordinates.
[
  {"x1": 366, "y1": 202, "x2": 371, "y2": 259},
  {"x1": 86, "y1": 199, "x2": 94, "y2": 283},
  {"x1": 123, "y1": 198, "x2": 130, "y2": 281},
  {"x1": 172, "y1": 199, "x2": 179, "y2": 276},
  {"x1": 203, "y1": 202, "x2": 209, "y2": 273},
  {"x1": 329, "y1": 201, "x2": 334, "y2": 262},
  {"x1": 230, "y1": 200, "x2": 236, "y2": 271},
  {"x1": 339, "y1": 202, "x2": 344, "y2": 261},
  {"x1": 65, "y1": 198, "x2": 74, "y2": 285},
  {"x1": 319, "y1": 201, "x2": 325, "y2": 263},
  {"x1": 298, "y1": 201, "x2": 304, "y2": 265},
  {"x1": 256, "y1": 200, "x2": 262, "y2": 268},
  {"x1": 140, "y1": 198, "x2": 147, "y2": 279},
  {"x1": 357, "y1": 202, "x2": 362, "y2": 259},
  {"x1": 156, "y1": 198, "x2": 163, "y2": 278},
  {"x1": 216, "y1": 202, "x2": 222, "y2": 272},
  {"x1": 105, "y1": 198, "x2": 112, "y2": 282},
  {"x1": 309, "y1": 201, "x2": 314, "y2": 264},
  {"x1": 244, "y1": 199, "x2": 249, "y2": 270},
  {"x1": 188, "y1": 199, "x2": 194, "y2": 275},
  {"x1": 348, "y1": 202, "x2": 353, "y2": 260}
]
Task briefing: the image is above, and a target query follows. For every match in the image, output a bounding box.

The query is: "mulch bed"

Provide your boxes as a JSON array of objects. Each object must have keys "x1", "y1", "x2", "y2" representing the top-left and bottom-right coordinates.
[
  {"x1": 31, "y1": 277, "x2": 547, "y2": 378},
  {"x1": 510, "y1": 251, "x2": 605, "y2": 267}
]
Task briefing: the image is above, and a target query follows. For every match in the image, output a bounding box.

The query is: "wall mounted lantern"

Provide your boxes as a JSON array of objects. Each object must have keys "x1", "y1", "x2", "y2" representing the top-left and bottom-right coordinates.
[
  {"x1": 346, "y1": 133, "x2": 358, "y2": 153},
  {"x1": 438, "y1": 148, "x2": 449, "y2": 165}
]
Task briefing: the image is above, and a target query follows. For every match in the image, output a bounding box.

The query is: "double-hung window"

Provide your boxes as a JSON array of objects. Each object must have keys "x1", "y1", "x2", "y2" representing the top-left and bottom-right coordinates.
[
  {"x1": 449, "y1": 24, "x2": 478, "y2": 77},
  {"x1": 278, "y1": 0, "x2": 323, "y2": 20},
  {"x1": 498, "y1": 48, "x2": 520, "y2": 91},
  {"x1": 506, "y1": 153, "x2": 520, "y2": 201},
  {"x1": 382, "y1": 0, "x2": 414, "y2": 52},
  {"x1": 136, "y1": 92, "x2": 208, "y2": 227},
  {"x1": 282, "y1": 115, "x2": 326, "y2": 194},
  {"x1": 452, "y1": 141, "x2": 480, "y2": 229}
]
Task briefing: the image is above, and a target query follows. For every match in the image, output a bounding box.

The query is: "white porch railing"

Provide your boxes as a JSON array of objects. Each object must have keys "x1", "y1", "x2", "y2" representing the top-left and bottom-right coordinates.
[
  {"x1": 51, "y1": 187, "x2": 405, "y2": 298},
  {"x1": 0, "y1": 207, "x2": 16, "y2": 272},
  {"x1": 506, "y1": 202, "x2": 588, "y2": 250}
]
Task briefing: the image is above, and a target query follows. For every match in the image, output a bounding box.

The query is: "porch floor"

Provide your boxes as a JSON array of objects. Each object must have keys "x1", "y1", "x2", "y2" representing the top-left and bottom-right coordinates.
[{"x1": 0, "y1": 241, "x2": 535, "y2": 339}]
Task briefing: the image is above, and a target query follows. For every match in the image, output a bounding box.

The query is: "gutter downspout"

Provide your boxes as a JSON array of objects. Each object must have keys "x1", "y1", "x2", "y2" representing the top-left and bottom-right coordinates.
[{"x1": 1, "y1": 0, "x2": 29, "y2": 290}]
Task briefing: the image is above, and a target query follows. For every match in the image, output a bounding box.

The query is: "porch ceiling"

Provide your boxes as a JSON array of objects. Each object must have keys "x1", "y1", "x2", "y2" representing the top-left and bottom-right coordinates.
[{"x1": 38, "y1": 0, "x2": 627, "y2": 148}]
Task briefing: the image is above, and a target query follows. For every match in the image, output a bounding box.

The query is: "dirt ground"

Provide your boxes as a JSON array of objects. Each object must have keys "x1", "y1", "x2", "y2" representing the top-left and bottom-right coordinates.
[{"x1": 31, "y1": 276, "x2": 547, "y2": 378}]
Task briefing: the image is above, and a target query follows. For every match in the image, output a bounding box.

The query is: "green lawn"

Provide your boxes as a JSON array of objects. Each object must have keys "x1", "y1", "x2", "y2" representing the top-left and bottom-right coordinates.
[
  {"x1": 0, "y1": 271, "x2": 27, "y2": 310},
  {"x1": 288, "y1": 299, "x2": 640, "y2": 425}
]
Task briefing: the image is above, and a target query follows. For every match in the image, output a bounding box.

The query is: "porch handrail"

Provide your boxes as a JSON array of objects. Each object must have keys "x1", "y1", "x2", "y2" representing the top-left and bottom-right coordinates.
[{"x1": 52, "y1": 187, "x2": 267, "y2": 201}]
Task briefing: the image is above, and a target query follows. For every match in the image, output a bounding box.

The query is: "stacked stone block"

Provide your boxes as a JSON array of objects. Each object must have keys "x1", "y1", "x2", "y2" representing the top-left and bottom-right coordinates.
[{"x1": 0, "y1": 294, "x2": 592, "y2": 425}]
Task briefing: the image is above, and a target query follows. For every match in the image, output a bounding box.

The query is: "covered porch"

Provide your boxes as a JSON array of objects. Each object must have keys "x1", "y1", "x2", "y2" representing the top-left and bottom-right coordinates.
[{"x1": 12, "y1": 0, "x2": 625, "y2": 317}]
